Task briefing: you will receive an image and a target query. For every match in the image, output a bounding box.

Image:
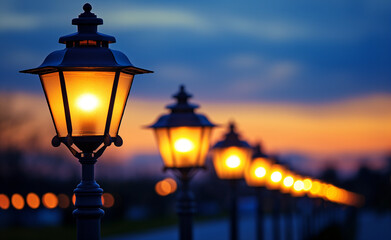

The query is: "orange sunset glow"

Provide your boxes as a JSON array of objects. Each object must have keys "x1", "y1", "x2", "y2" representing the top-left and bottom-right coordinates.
[{"x1": 1, "y1": 92, "x2": 391, "y2": 170}]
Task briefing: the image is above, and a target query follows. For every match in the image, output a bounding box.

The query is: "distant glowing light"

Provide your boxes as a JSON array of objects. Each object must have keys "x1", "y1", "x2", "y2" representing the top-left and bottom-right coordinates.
[
  {"x1": 102, "y1": 193, "x2": 115, "y2": 208},
  {"x1": 283, "y1": 176, "x2": 294, "y2": 187},
  {"x1": 310, "y1": 181, "x2": 321, "y2": 195},
  {"x1": 26, "y1": 193, "x2": 40, "y2": 209},
  {"x1": 11, "y1": 194, "x2": 24, "y2": 210},
  {"x1": 294, "y1": 180, "x2": 304, "y2": 191},
  {"x1": 77, "y1": 94, "x2": 99, "y2": 112},
  {"x1": 174, "y1": 138, "x2": 194, "y2": 153},
  {"x1": 58, "y1": 194, "x2": 70, "y2": 209},
  {"x1": 155, "y1": 178, "x2": 178, "y2": 196},
  {"x1": 42, "y1": 193, "x2": 58, "y2": 209},
  {"x1": 254, "y1": 167, "x2": 267, "y2": 178},
  {"x1": 225, "y1": 155, "x2": 241, "y2": 168},
  {"x1": 271, "y1": 171, "x2": 282, "y2": 183},
  {"x1": 0, "y1": 194, "x2": 10, "y2": 210},
  {"x1": 303, "y1": 179, "x2": 312, "y2": 191}
]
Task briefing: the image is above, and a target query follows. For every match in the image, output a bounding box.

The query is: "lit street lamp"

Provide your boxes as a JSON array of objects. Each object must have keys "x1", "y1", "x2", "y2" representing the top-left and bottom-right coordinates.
[
  {"x1": 266, "y1": 162, "x2": 286, "y2": 240},
  {"x1": 244, "y1": 143, "x2": 272, "y2": 240},
  {"x1": 20, "y1": 4, "x2": 152, "y2": 240},
  {"x1": 148, "y1": 85, "x2": 215, "y2": 240},
  {"x1": 212, "y1": 122, "x2": 252, "y2": 240}
]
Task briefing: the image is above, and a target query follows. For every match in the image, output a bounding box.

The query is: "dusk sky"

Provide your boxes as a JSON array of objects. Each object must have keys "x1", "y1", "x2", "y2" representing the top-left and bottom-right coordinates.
[{"x1": 1, "y1": 0, "x2": 391, "y2": 176}]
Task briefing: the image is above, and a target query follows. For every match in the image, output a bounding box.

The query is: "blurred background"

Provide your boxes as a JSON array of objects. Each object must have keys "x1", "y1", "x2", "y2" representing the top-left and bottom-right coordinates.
[{"x1": 0, "y1": 0, "x2": 390, "y2": 239}]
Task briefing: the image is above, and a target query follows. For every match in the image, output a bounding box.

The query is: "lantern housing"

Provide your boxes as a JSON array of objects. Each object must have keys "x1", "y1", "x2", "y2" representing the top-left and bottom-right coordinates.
[
  {"x1": 20, "y1": 4, "x2": 152, "y2": 153},
  {"x1": 148, "y1": 85, "x2": 216, "y2": 169},
  {"x1": 244, "y1": 143, "x2": 272, "y2": 187},
  {"x1": 212, "y1": 122, "x2": 252, "y2": 180}
]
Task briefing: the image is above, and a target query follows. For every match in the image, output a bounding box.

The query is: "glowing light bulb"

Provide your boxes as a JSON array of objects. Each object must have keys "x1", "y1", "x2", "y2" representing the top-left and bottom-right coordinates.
[
  {"x1": 283, "y1": 176, "x2": 294, "y2": 187},
  {"x1": 294, "y1": 180, "x2": 304, "y2": 191},
  {"x1": 174, "y1": 138, "x2": 194, "y2": 153},
  {"x1": 226, "y1": 155, "x2": 241, "y2": 168},
  {"x1": 271, "y1": 171, "x2": 282, "y2": 183},
  {"x1": 303, "y1": 179, "x2": 312, "y2": 191},
  {"x1": 77, "y1": 94, "x2": 99, "y2": 112},
  {"x1": 255, "y1": 167, "x2": 266, "y2": 178}
]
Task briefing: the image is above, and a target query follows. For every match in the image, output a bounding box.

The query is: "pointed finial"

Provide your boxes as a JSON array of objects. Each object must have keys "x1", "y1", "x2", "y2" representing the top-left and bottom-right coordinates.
[{"x1": 229, "y1": 121, "x2": 236, "y2": 133}]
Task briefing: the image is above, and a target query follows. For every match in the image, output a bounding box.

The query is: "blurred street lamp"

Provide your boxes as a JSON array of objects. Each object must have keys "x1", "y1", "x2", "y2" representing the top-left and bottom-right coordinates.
[
  {"x1": 244, "y1": 143, "x2": 272, "y2": 240},
  {"x1": 20, "y1": 4, "x2": 151, "y2": 240},
  {"x1": 212, "y1": 122, "x2": 252, "y2": 240},
  {"x1": 148, "y1": 85, "x2": 215, "y2": 240},
  {"x1": 266, "y1": 163, "x2": 286, "y2": 240}
]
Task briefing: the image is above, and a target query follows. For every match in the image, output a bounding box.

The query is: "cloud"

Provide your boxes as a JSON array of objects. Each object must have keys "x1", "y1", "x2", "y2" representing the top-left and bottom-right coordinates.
[
  {"x1": 0, "y1": 1, "x2": 384, "y2": 43},
  {"x1": 221, "y1": 54, "x2": 302, "y2": 95}
]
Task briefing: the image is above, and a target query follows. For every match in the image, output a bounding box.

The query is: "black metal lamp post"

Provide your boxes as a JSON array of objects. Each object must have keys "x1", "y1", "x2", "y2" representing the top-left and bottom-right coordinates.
[
  {"x1": 244, "y1": 143, "x2": 273, "y2": 240},
  {"x1": 212, "y1": 122, "x2": 252, "y2": 240},
  {"x1": 148, "y1": 85, "x2": 216, "y2": 240},
  {"x1": 20, "y1": 4, "x2": 152, "y2": 240}
]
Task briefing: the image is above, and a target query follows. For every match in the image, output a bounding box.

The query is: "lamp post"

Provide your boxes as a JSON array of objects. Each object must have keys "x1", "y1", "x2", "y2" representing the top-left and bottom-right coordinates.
[
  {"x1": 266, "y1": 163, "x2": 286, "y2": 240},
  {"x1": 20, "y1": 4, "x2": 152, "y2": 240},
  {"x1": 212, "y1": 122, "x2": 252, "y2": 240},
  {"x1": 148, "y1": 85, "x2": 215, "y2": 240},
  {"x1": 244, "y1": 143, "x2": 272, "y2": 240}
]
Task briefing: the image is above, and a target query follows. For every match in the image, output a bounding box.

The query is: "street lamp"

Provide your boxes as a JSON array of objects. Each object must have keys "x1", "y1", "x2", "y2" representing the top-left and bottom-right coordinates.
[
  {"x1": 244, "y1": 143, "x2": 272, "y2": 240},
  {"x1": 20, "y1": 4, "x2": 152, "y2": 240},
  {"x1": 266, "y1": 163, "x2": 286, "y2": 240},
  {"x1": 212, "y1": 122, "x2": 252, "y2": 240},
  {"x1": 148, "y1": 85, "x2": 215, "y2": 240}
]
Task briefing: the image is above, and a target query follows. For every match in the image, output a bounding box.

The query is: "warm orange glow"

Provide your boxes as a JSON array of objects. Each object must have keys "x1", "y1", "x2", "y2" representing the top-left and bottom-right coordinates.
[
  {"x1": 255, "y1": 167, "x2": 267, "y2": 178},
  {"x1": 245, "y1": 157, "x2": 272, "y2": 187},
  {"x1": 72, "y1": 194, "x2": 76, "y2": 206},
  {"x1": 291, "y1": 178, "x2": 306, "y2": 197},
  {"x1": 309, "y1": 180, "x2": 321, "y2": 197},
  {"x1": 5, "y1": 93, "x2": 391, "y2": 167},
  {"x1": 155, "y1": 178, "x2": 178, "y2": 196},
  {"x1": 271, "y1": 171, "x2": 282, "y2": 183},
  {"x1": 0, "y1": 194, "x2": 10, "y2": 210},
  {"x1": 283, "y1": 176, "x2": 294, "y2": 187},
  {"x1": 294, "y1": 180, "x2": 304, "y2": 191},
  {"x1": 164, "y1": 178, "x2": 178, "y2": 193},
  {"x1": 155, "y1": 126, "x2": 212, "y2": 168},
  {"x1": 77, "y1": 93, "x2": 99, "y2": 112},
  {"x1": 102, "y1": 193, "x2": 115, "y2": 208},
  {"x1": 303, "y1": 178, "x2": 312, "y2": 191},
  {"x1": 11, "y1": 194, "x2": 24, "y2": 210},
  {"x1": 266, "y1": 164, "x2": 286, "y2": 190},
  {"x1": 40, "y1": 71, "x2": 133, "y2": 138},
  {"x1": 213, "y1": 146, "x2": 252, "y2": 179},
  {"x1": 58, "y1": 194, "x2": 70, "y2": 209},
  {"x1": 155, "y1": 181, "x2": 170, "y2": 196},
  {"x1": 174, "y1": 138, "x2": 195, "y2": 153},
  {"x1": 26, "y1": 193, "x2": 40, "y2": 209},
  {"x1": 226, "y1": 155, "x2": 241, "y2": 168},
  {"x1": 42, "y1": 193, "x2": 58, "y2": 209},
  {"x1": 280, "y1": 171, "x2": 295, "y2": 194}
]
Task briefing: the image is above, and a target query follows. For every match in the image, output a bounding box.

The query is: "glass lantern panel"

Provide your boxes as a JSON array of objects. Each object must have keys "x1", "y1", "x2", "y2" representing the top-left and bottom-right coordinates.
[
  {"x1": 63, "y1": 71, "x2": 115, "y2": 136},
  {"x1": 213, "y1": 146, "x2": 252, "y2": 179},
  {"x1": 109, "y1": 72, "x2": 134, "y2": 137},
  {"x1": 168, "y1": 126, "x2": 204, "y2": 168},
  {"x1": 155, "y1": 128, "x2": 174, "y2": 167},
  {"x1": 40, "y1": 72, "x2": 68, "y2": 137},
  {"x1": 244, "y1": 157, "x2": 272, "y2": 187}
]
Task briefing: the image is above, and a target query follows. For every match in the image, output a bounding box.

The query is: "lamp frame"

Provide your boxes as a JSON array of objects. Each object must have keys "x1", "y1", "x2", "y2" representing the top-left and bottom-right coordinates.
[{"x1": 20, "y1": 4, "x2": 152, "y2": 240}]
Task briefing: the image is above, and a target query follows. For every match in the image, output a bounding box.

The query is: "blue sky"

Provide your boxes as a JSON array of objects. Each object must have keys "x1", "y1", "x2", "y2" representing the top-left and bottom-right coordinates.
[{"x1": 1, "y1": 0, "x2": 391, "y2": 103}]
